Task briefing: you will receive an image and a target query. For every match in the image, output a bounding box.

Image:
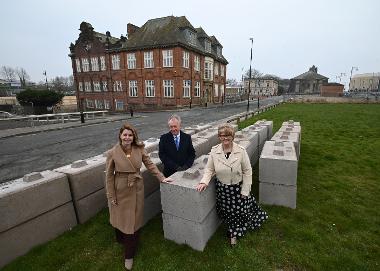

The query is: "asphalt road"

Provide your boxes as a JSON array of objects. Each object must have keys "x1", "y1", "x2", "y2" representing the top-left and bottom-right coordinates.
[{"x1": 0, "y1": 98, "x2": 280, "y2": 184}]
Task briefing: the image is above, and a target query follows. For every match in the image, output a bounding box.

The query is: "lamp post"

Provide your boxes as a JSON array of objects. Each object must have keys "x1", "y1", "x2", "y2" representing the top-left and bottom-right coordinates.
[
  {"x1": 43, "y1": 70, "x2": 49, "y2": 90},
  {"x1": 246, "y1": 38, "x2": 253, "y2": 113},
  {"x1": 349, "y1": 66, "x2": 358, "y2": 92}
]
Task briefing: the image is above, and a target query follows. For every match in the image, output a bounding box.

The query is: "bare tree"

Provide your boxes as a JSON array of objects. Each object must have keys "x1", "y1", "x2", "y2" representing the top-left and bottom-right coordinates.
[
  {"x1": 0, "y1": 66, "x2": 17, "y2": 81},
  {"x1": 16, "y1": 67, "x2": 30, "y2": 87},
  {"x1": 244, "y1": 68, "x2": 263, "y2": 79}
]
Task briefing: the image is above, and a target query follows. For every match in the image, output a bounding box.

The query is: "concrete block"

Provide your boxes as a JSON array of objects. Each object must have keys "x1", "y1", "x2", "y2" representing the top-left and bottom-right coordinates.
[
  {"x1": 0, "y1": 202, "x2": 77, "y2": 268},
  {"x1": 143, "y1": 189, "x2": 162, "y2": 226},
  {"x1": 186, "y1": 124, "x2": 212, "y2": 133},
  {"x1": 259, "y1": 141, "x2": 298, "y2": 185},
  {"x1": 282, "y1": 120, "x2": 301, "y2": 126},
  {"x1": 271, "y1": 131, "x2": 301, "y2": 159},
  {"x1": 182, "y1": 128, "x2": 196, "y2": 135},
  {"x1": 162, "y1": 207, "x2": 221, "y2": 251},
  {"x1": 191, "y1": 136, "x2": 209, "y2": 158},
  {"x1": 144, "y1": 138, "x2": 160, "y2": 153},
  {"x1": 0, "y1": 170, "x2": 72, "y2": 233},
  {"x1": 245, "y1": 124, "x2": 268, "y2": 154},
  {"x1": 54, "y1": 155, "x2": 106, "y2": 201},
  {"x1": 141, "y1": 151, "x2": 163, "y2": 197},
  {"x1": 279, "y1": 125, "x2": 302, "y2": 142},
  {"x1": 75, "y1": 188, "x2": 107, "y2": 224},
  {"x1": 255, "y1": 119, "x2": 274, "y2": 139},
  {"x1": 259, "y1": 182, "x2": 297, "y2": 209},
  {"x1": 160, "y1": 156, "x2": 216, "y2": 223},
  {"x1": 192, "y1": 128, "x2": 219, "y2": 150}
]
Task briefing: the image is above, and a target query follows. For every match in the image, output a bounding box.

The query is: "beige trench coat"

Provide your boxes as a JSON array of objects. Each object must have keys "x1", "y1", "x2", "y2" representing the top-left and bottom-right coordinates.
[{"x1": 105, "y1": 144, "x2": 165, "y2": 234}]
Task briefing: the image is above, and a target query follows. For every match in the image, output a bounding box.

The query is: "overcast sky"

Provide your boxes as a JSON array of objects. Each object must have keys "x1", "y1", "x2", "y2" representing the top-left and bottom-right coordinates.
[{"x1": 1, "y1": 0, "x2": 379, "y2": 89}]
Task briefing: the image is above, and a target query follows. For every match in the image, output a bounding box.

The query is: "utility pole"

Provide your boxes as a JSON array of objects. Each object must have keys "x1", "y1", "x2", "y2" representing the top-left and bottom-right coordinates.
[
  {"x1": 246, "y1": 38, "x2": 253, "y2": 113},
  {"x1": 349, "y1": 66, "x2": 358, "y2": 92}
]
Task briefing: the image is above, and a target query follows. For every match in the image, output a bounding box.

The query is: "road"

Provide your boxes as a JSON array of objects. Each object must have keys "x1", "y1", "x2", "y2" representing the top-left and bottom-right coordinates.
[{"x1": 0, "y1": 98, "x2": 280, "y2": 184}]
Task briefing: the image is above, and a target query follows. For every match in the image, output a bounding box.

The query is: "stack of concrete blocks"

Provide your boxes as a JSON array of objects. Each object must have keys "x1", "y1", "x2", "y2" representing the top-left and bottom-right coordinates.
[
  {"x1": 192, "y1": 128, "x2": 219, "y2": 154},
  {"x1": 160, "y1": 155, "x2": 220, "y2": 251},
  {"x1": 234, "y1": 130, "x2": 259, "y2": 164},
  {"x1": 242, "y1": 124, "x2": 268, "y2": 162},
  {"x1": 54, "y1": 157, "x2": 107, "y2": 224},
  {"x1": 144, "y1": 137, "x2": 160, "y2": 153},
  {"x1": 140, "y1": 150, "x2": 164, "y2": 225},
  {"x1": 271, "y1": 130, "x2": 301, "y2": 159},
  {"x1": 255, "y1": 119, "x2": 274, "y2": 139},
  {"x1": 185, "y1": 123, "x2": 212, "y2": 133},
  {"x1": 279, "y1": 121, "x2": 302, "y2": 142},
  {"x1": 0, "y1": 171, "x2": 77, "y2": 267},
  {"x1": 259, "y1": 141, "x2": 298, "y2": 209}
]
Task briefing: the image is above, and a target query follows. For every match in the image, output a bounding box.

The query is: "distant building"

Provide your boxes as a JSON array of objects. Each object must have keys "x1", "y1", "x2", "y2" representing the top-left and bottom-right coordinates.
[
  {"x1": 349, "y1": 73, "x2": 380, "y2": 92},
  {"x1": 69, "y1": 16, "x2": 228, "y2": 112},
  {"x1": 225, "y1": 85, "x2": 243, "y2": 103},
  {"x1": 320, "y1": 83, "x2": 344, "y2": 97},
  {"x1": 244, "y1": 76, "x2": 279, "y2": 96},
  {"x1": 289, "y1": 65, "x2": 328, "y2": 94}
]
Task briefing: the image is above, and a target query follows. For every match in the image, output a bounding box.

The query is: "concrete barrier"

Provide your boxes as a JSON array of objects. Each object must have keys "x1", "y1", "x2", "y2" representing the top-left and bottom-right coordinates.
[
  {"x1": 160, "y1": 155, "x2": 220, "y2": 251},
  {"x1": 279, "y1": 125, "x2": 302, "y2": 142},
  {"x1": 259, "y1": 141, "x2": 298, "y2": 209},
  {"x1": 271, "y1": 131, "x2": 301, "y2": 159},
  {"x1": 0, "y1": 171, "x2": 76, "y2": 267},
  {"x1": 255, "y1": 119, "x2": 274, "y2": 139},
  {"x1": 54, "y1": 156, "x2": 107, "y2": 224},
  {"x1": 144, "y1": 138, "x2": 160, "y2": 153}
]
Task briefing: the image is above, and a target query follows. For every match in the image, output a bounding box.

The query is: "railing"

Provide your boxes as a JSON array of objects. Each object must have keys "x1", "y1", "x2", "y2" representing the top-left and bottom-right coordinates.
[{"x1": 0, "y1": 111, "x2": 108, "y2": 127}]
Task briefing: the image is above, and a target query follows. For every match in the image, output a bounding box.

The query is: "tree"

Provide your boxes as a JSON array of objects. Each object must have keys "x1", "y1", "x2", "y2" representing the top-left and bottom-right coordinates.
[
  {"x1": 226, "y1": 78, "x2": 238, "y2": 86},
  {"x1": 244, "y1": 68, "x2": 263, "y2": 79},
  {"x1": 16, "y1": 67, "x2": 30, "y2": 87},
  {"x1": 0, "y1": 66, "x2": 16, "y2": 81},
  {"x1": 16, "y1": 89, "x2": 64, "y2": 107}
]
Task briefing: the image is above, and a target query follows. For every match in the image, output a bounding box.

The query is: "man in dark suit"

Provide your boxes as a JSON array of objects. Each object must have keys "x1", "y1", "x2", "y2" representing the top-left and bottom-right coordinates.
[{"x1": 159, "y1": 114, "x2": 195, "y2": 177}]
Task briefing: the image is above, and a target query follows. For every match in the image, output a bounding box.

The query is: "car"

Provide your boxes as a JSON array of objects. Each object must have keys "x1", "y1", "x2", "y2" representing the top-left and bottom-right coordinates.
[{"x1": 0, "y1": 111, "x2": 15, "y2": 119}]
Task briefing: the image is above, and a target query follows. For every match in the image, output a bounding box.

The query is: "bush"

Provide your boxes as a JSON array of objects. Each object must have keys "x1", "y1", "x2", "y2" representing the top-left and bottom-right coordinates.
[{"x1": 16, "y1": 89, "x2": 64, "y2": 107}]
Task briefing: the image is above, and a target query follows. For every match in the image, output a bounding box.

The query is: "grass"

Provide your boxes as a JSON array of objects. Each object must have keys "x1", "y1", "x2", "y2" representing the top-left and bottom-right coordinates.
[{"x1": 3, "y1": 103, "x2": 380, "y2": 271}]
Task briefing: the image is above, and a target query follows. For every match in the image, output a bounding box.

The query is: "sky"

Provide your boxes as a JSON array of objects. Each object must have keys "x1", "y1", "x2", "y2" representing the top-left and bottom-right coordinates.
[{"x1": 1, "y1": 0, "x2": 379, "y2": 90}]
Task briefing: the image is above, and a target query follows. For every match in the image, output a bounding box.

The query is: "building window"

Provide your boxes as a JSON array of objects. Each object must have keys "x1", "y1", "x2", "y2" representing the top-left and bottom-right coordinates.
[
  {"x1": 84, "y1": 81, "x2": 91, "y2": 92},
  {"x1": 183, "y1": 80, "x2": 191, "y2": 97},
  {"x1": 217, "y1": 46, "x2": 222, "y2": 57},
  {"x1": 183, "y1": 51, "x2": 190, "y2": 68},
  {"x1": 129, "y1": 80, "x2": 138, "y2": 97},
  {"x1": 112, "y1": 54, "x2": 120, "y2": 70},
  {"x1": 95, "y1": 99, "x2": 104, "y2": 109},
  {"x1": 78, "y1": 82, "x2": 83, "y2": 92},
  {"x1": 127, "y1": 53, "x2": 136, "y2": 69},
  {"x1": 113, "y1": 81, "x2": 123, "y2": 92},
  {"x1": 214, "y1": 63, "x2": 219, "y2": 76},
  {"x1": 102, "y1": 81, "x2": 108, "y2": 91},
  {"x1": 214, "y1": 84, "x2": 219, "y2": 97},
  {"x1": 220, "y1": 85, "x2": 224, "y2": 98},
  {"x1": 188, "y1": 30, "x2": 196, "y2": 45},
  {"x1": 205, "y1": 40, "x2": 211, "y2": 53},
  {"x1": 163, "y1": 80, "x2": 174, "y2": 97},
  {"x1": 204, "y1": 61, "x2": 213, "y2": 80},
  {"x1": 100, "y1": 56, "x2": 106, "y2": 71},
  {"x1": 86, "y1": 99, "x2": 94, "y2": 108},
  {"x1": 194, "y1": 81, "x2": 200, "y2": 97},
  {"x1": 145, "y1": 80, "x2": 155, "y2": 97},
  {"x1": 82, "y1": 58, "x2": 90, "y2": 72},
  {"x1": 115, "y1": 100, "x2": 124, "y2": 110},
  {"x1": 104, "y1": 100, "x2": 110, "y2": 110},
  {"x1": 220, "y1": 65, "x2": 225, "y2": 77},
  {"x1": 144, "y1": 51, "x2": 154, "y2": 68},
  {"x1": 75, "y1": 59, "x2": 81, "y2": 72},
  {"x1": 194, "y1": 56, "x2": 200, "y2": 71},
  {"x1": 91, "y1": 57, "x2": 99, "y2": 71},
  {"x1": 93, "y1": 81, "x2": 101, "y2": 92},
  {"x1": 163, "y1": 50, "x2": 173, "y2": 67}
]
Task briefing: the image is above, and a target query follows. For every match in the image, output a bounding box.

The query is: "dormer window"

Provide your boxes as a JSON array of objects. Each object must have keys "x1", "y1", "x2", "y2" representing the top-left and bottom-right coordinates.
[
  {"x1": 205, "y1": 40, "x2": 211, "y2": 53},
  {"x1": 188, "y1": 30, "x2": 196, "y2": 45},
  {"x1": 217, "y1": 46, "x2": 222, "y2": 57}
]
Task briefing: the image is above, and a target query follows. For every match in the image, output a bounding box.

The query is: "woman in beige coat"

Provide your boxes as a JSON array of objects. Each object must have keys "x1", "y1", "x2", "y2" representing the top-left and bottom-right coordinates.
[
  {"x1": 197, "y1": 123, "x2": 268, "y2": 246},
  {"x1": 106, "y1": 123, "x2": 171, "y2": 270}
]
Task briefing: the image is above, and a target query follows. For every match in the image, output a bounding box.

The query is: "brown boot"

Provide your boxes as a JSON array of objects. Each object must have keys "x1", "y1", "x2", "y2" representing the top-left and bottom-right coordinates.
[{"x1": 125, "y1": 258, "x2": 133, "y2": 270}]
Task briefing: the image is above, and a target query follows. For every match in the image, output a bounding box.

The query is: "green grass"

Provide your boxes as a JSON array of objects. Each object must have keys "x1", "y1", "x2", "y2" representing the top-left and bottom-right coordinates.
[{"x1": 3, "y1": 104, "x2": 380, "y2": 271}]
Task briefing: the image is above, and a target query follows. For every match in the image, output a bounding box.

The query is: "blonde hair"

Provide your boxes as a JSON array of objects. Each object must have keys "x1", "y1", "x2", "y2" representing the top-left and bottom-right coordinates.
[{"x1": 218, "y1": 123, "x2": 235, "y2": 138}]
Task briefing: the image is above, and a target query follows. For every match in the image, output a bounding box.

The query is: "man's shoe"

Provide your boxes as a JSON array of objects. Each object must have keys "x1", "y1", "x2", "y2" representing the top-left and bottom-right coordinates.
[{"x1": 125, "y1": 258, "x2": 133, "y2": 270}]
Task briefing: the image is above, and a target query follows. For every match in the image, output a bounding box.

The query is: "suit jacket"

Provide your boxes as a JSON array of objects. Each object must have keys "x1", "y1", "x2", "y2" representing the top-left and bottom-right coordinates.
[
  {"x1": 199, "y1": 143, "x2": 252, "y2": 196},
  {"x1": 159, "y1": 130, "x2": 195, "y2": 177}
]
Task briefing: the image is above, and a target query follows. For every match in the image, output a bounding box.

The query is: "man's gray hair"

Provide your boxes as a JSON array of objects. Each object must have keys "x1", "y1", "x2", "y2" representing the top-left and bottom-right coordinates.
[{"x1": 168, "y1": 114, "x2": 181, "y2": 124}]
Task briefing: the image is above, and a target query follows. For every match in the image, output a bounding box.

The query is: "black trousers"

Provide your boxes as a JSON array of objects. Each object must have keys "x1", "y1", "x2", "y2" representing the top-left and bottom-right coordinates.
[{"x1": 115, "y1": 228, "x2": 140, "y2": 259}]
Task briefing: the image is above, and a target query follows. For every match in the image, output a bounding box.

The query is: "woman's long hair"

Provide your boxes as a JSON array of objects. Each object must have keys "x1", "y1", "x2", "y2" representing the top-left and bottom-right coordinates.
[{"x1": 118, "y1": 123, "x2": 144, "y2": 147}]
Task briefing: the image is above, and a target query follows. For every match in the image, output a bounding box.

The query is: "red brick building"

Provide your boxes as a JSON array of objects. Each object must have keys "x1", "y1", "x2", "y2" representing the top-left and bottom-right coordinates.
[
  {"x1": 320, "y1": 83, "x2": 344, "y2": 97},
  {"x1": 69, "y1": 16, "x2": 228, "y2": 112}
]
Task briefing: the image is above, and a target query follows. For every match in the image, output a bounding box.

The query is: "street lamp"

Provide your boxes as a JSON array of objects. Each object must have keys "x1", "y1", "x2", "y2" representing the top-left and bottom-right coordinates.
[
  {"x1": 349, "y1": 66, "x2": 358, "y2": 92},
  {"x1": 246, "y1": 38, "x2": 253, "y2": 113}
]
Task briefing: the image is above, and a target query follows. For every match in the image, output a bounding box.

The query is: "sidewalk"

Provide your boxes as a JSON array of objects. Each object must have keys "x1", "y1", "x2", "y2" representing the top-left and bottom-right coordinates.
[{"x1": 0, "y1": 115, "x2": 136, "y2": 139}]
